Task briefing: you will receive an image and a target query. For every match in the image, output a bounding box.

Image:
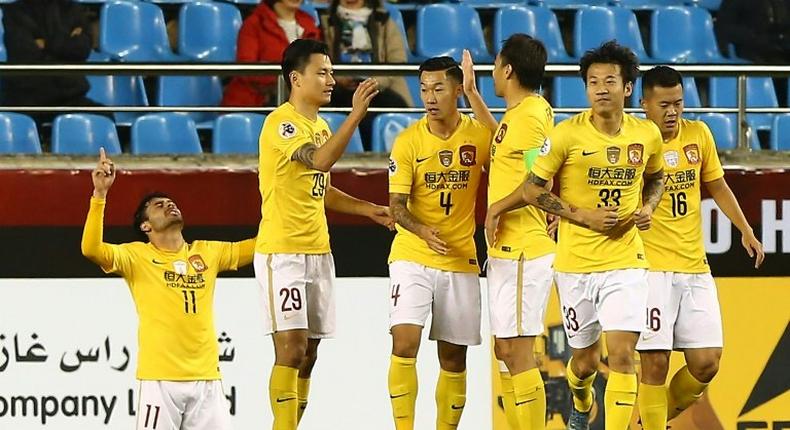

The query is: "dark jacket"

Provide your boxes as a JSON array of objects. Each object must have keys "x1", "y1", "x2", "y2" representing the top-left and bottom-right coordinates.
[
  {"x1": 2, "y1": 0, "x2": 94, "y2": 105},
  {"x1": 717, "y1": 0, "x2": 790, "y2": 63},
  {"x1": 221, "y1": 3, "x2": 321, "y2": 107}
]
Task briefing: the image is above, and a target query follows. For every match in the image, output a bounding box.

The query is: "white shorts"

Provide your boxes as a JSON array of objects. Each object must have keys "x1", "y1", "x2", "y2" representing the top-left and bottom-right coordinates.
[
  {"x1": 255, "y1": 253, "x2": 336, "y2": 339},
  {"x1": 555, "y1": 269, "x2": 649, "y2": 349},
  {"x1": 389, "y1": 260, "x2": 482, "y2": 346},
  {"x1": 136, "y1": 380, "x2": 231, "y2": 430},
  {"x1": 637, "y1": 271, "x2": 723, "y2": 351},
  {"x1": 487, "y1": 253, "x2": 555, "y2": 338}
]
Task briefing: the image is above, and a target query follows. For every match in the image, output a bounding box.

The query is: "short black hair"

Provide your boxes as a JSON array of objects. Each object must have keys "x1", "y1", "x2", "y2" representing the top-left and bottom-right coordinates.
[
  {"x1": 418, "y1": 56, "x2": 463, "y2": 84},
  {"x1": 499, "y1": 33, "x2": 547, "y2": 91},
  {"x1": 579, "y1": 40, "x2": 640, "y2": 86},
  {"x1": 281, "y1": 39, "x2": 330, "y2": 91},
  {"x1": 133, "y1": 192, "x2": 171, "y2": 240},
  {"x1": 642, "y1": 65, "x2": 683, "y2": 95}
]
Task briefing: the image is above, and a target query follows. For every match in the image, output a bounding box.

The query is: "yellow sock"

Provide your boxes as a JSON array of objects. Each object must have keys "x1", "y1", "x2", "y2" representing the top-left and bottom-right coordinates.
[
  {"x1": 499, "y1": 371, "x2": 520, "y2": 430},
  {"x1": 638, "y1": 383, "x2": 668, "y2": 430},
  {"x1": 435, "y1": 369, "x2": 466, "y2": 430},
  {"x1": 270, "y1": 365, "x2": 298, "y2": 430},
  {"x1": 512, "y1": 368, "x2": 546, "y2": 430},
  {"x1": 604, "y1": 370, "x2": 638, "y2": 430},
  {"x1": 296, "y1": 377, "x2": 310, "y2": 424},
  {"x1": 667, "y1": 366, "x2": 708, "y2": 420},
  {"x1": 566, "y1": 359, "x2": 596, "y2": 413},
  {"x1": 388, "y1": 355, "x2": 418, "y2": 430}
]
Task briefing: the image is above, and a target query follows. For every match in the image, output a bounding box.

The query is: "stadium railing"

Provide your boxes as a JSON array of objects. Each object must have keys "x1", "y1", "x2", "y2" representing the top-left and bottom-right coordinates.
[{"x1": 1, "y1": 63, "x2": 790, "y2": 151}]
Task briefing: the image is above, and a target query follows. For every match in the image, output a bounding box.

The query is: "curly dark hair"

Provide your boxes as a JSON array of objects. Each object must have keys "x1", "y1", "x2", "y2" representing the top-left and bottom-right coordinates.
[
  {"x1": 132, "y1": 192, "x2": 171, "y2": 240},
  {"x1": 579, "y1": 40, "x2": 639, "y2": 86}
]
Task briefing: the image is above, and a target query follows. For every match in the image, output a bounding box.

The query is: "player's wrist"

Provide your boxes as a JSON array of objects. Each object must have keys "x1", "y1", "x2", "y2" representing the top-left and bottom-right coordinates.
[{"x1": 92, "y1": 189, "x2": 107, "y2": 200}]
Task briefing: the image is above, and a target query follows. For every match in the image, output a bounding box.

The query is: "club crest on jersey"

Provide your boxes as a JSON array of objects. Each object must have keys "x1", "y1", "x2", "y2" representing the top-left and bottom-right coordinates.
[
  {"x1": 189, "y1": 255, "x2": 207, "y2": 272},
  {"x1": 494, "y1": 123, "x2": 508, "y2": 144},
  {"x1": 539, "y1": 138, "x2": 551, "y2": 156},
  {"x1": 438, "y1": 150, "x2": 453, "y2": 167},
  {"x1": 173, "y1": 260, "x2": 188, "y2": 275},
  {"x1": 606, "y1": 146, "x2": 621, "y2": 164},
  {"x1": 627, "y1": 143, "x2": 644, "y2": 165},
  {"x1": 683, "y1": 144, "x2": 700, "y2": 164},
  {"x1": 388, "y1": 158, "x2": 397, "y2": 176},
  {"x1": 459, "y1": 144, "x2": 476, "y2": 166},
  {"x1": 664, "y1": 150, "x2": 680, "y2": 168},
  {"x1": 278, "y1": 121, "x2": 297, "y2": 139}
]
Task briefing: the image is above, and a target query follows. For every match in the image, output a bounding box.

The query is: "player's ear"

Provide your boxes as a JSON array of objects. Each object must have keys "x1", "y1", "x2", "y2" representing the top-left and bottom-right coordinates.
[
  {"x1": 624, "y1": 80, "x2": 634, "y2": 98},
  {"x1": 290, "y1": 71, "x2": 299, "y2": 88},
  {"x1": 140, "y1": 221, "x2": 152, "y2": 234},
  {"x1": 504, "y1": 64, "x2": 513, "y2": 80}
]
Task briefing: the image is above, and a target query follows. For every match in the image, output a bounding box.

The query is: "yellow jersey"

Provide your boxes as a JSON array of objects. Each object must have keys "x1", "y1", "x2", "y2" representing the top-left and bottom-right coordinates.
[
  {"x1": 488, "y1": 95, "x2": 556, "y2": 260},
  {"x1": 257, "y1": 102, "x2": 332, "y2": 254},
  {"x1": 388, "y1": 114, "x2": 491, "y2": 272},
  {"x1": 640, "y1": 119, "x2": 724, "y2": 273},
  {"x1": 532, "y1": 111, "x2": 663, "y2": 273},
  {"x1": 83, "y1": 198, "x2": 248, "y2": 381}
]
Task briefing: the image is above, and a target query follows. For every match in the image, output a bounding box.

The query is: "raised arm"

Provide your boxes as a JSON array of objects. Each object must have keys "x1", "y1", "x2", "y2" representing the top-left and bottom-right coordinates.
[
  {"x1": 292, "y1": 79, "x2": 379, "y2": 172},
  {"x1": 390, "y1": 193, "x2": 448, "y2": 255},
  {"x1": 705, "y1": 178, "x2": 764, "y2": 268},
  {"x1": 327, "y1": 186, "x2": 394, "y2": 230},
  {"x1": 81, "y1": 148, "x2": 116, "y2": 270},
  {"x1": 235, "y1": 238, "x2": 257, "y2": 268},
  {"x1": 461, "y1": 49, "x2": 498, "y2": 132}
]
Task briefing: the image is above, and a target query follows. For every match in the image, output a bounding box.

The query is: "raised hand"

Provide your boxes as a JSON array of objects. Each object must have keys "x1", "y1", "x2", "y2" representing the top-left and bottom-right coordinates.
[
  {"x1": 461, "y1": 49, "x2": 478, "y2": 96},
  {"x1": 350, "y1": 78, "x2": 380, "y2": 119},
  {"x1": 92, "y1": 147, "x2": 116, "y2": 199}
]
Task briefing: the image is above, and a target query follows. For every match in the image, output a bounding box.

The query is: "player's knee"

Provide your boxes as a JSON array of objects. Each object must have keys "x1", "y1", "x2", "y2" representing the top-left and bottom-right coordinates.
[
  {"x1": 571, "y1": 348, "x2": 600, "y2": 379},
  {"x1": 438, "y1": 346, "x2": 467, "y2": 373},
  {"x1": 392, "y1": 337, "x2": 420, "y2": 358},
  {"x1": 493, "y1": 340, "x2": 531, "y2": 370},
  {"x1": 606, "y1": 344, "x2": 636, "y2": 371},
  {"x1": 640, "y1": 352, "x2": 670, "y2": 384},
  {"x1": 275, "y1": 341, "x2": 309, "y2": 367},
  {"x1": 688, "y1": 357, "x2": 720, "y2": 383}
]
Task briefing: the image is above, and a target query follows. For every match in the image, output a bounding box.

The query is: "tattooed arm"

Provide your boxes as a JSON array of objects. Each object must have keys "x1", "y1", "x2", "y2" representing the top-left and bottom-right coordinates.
[
  {"x1": 632, "y1": 170, "x2": 664, "y2": 231},
  {"x1": 390, "y1": 193, "x2": 449, "y2": 255}
]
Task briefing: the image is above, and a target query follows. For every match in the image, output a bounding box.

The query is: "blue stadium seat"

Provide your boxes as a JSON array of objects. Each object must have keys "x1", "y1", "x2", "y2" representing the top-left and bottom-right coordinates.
[
  {"x1": 86, "y1": 74, "x2": 149, "y2": 126},
  {"x1": 651, "y1": 6, "x2": 743, "y2": 63},
  {"x1": 99, "y1": 1, "x2": 186, "y2": 62},
  {"x1": 770, "y1": 114, "x2": 790, "y2": 151},
  {"x1": 178, "y1": 2, "x2": 242, "y2": 62},
  {"x1": 212, "y1": 113, "x2": 265, "y2": 154},
  {"x1": 494, "y1": 5, "x2": 574, "y2": 63},
  {"x1": 554, "y1": 112, "x2": 572, "y2": 124},
  {"x1": 51, "y1": 114, "x2": 121, "y2": 155},
  {"x1": 457, "y1": 0, "x2": 522, "y2": 8},
  {"x1": 0, "y1": 9, "x2": 6, "y2": 62},
  {"x1": 371, "y1": 113, "x2": 421, "y2": 152},
  {"x1": 131, "y1": 113, "x2": 202, "y2": 154},
  {"x1": 629, "y1": 76, "x2": 701, "y2": 108},
  {"x1": 156, "y1": 75, "x2": 223, "y2": 127},
  {"x1": 478, "y1": 76, "x2": 504, "y2": 108},
  {"x1": 0, "y1": 113, "x2": 41, "y2": 154},
  {"x1": 300, "y1": 3, "x2": 320, "y2": 27},
  {"x1": 416, "y1": 4, "x2": 492, "y2": 62},
  {"x1": 320, "y1": 113, "x2": 365, "y2": 153},
  {"x1": 384, "y1": 4, "x2": 422, "y2": 63},
  {"x1": 573, "y1": 6, "x2": 651, "y2": 62},
  {"x1": 697, "y1": 113, "x2": 760, "y2": 150},
  {"x1": 613, "y1": 0, "x2": 683, "y2": 9},
  {"x1": 709, "y1": 77, "x2": 778, "y2": 131},
  {"x1": 217, "y1": 0, "x2": 258, "y2": 4},
  {"x1": 552, "y1": 77, "x2": 588, "y2": 108},
  {"x1": 536, "y1": 0, "x2": 606, "y2": 9},
  {"x1": 145, "y1": 0, "x2": 200, "y2": 4},
  {"x1": 691, "y1": 0, "x2": 722, "y2": 10}
]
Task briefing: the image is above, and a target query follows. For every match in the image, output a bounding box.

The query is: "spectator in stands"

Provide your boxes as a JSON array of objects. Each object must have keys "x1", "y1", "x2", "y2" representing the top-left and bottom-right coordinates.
[
  {"x1": 221, "y1": 0, "x2": 321, "y2": 107},
  {"x1": 2, "y1": 0, "x2": 101, "y2": 124},
  {"x1": 717, "y1": 0, "x2": 790, "y2": 63},
  {"x1": 322, "y1": 0, "x2": 412, "y2": 149}
]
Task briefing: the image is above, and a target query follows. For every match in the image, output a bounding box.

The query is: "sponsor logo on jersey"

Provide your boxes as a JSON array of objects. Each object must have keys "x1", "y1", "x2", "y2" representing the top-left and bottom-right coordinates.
[
  {"x1": 683, "y1": 144, "x2": 700, "y2": 164},
  {"x1": 439, "y1": 150, "x2": 453, "y2": 167},
  {"x1": 388, "y1": 158, "x2": 397, "y2": 176},
  {"x1": 189, "y1": 255, "x2": 207, "y2": 273},
  {"x1": 627, "y1": 143, "x2": 644, "y2": 165},
  {"x1": 539, "y1": 138, "x2": 551, "y2": 156},
  {"x1": 494, "y1": 123, "x2": 508, "y2": 144},
  {"x1": 607, "y1": 146, "x2": 621, "y2": 164},
  {"x1": 459, "y1": 144, "x2": 477, "y2": 166},
  {"x1": 174, "y1": 260, "x2": 188, "y2": 275}
]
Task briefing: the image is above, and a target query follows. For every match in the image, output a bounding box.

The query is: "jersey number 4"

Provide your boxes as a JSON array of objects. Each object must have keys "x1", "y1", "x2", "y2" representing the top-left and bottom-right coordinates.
[{"x1": 439, "y1": 192, "x2": 453, "y2": 216}]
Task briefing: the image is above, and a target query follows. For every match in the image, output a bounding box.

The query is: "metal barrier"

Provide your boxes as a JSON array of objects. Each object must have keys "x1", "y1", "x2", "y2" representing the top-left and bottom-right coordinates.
[{"x1": 2, "y1": 63, "x2": 790, "y2": 151}]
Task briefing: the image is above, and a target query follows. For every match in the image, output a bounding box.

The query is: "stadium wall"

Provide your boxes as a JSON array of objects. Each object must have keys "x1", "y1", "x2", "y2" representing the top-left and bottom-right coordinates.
[{"x1": 0, "y1": 167, "x2": 788, "y2": 278}]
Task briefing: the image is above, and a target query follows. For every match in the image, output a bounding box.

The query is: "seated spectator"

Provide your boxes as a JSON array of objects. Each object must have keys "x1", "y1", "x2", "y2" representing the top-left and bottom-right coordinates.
[
  {"x1": 221, "y1": 0, "x2": 321, "y2": 107},
  {"x1": 2, "y1": 0, "x2": 101, "y2": 124},
  {"x1": 322, "y1": 0, "x2": 412, "y2": 149},
  {"x1": 717, "y1": 0, "x2": 790, "y2": 64}
]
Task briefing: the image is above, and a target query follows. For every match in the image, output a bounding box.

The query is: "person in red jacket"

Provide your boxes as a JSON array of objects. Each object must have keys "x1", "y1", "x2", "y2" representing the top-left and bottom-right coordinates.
[{"x1": 221, "y1": 0, "x2": 321, "y2": 107}]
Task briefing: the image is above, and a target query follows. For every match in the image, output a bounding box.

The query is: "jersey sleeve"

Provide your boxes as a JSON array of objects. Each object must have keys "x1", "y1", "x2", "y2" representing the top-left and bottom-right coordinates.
[
  {"x1": 699, "y1": 122, "x2": 725, "y2": 183},
  {"x1": 210, "y1": 241, "x2": 241, "y2": 272},
  {"x1": 388, "y1": 131, "x2": 415, "y2": 195},
  {"x1": 263, "y1": 115, "x2": 314, "y2": 160},
  {"x1": 531, "y1": 127, "x2": 568, "y2": 181},
  {"x1": 644, "y1": 126, "x2": 664, "y2": 175},
  {"x1": 105, "y1": 244, "x2": 135, "y2": 277}
]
